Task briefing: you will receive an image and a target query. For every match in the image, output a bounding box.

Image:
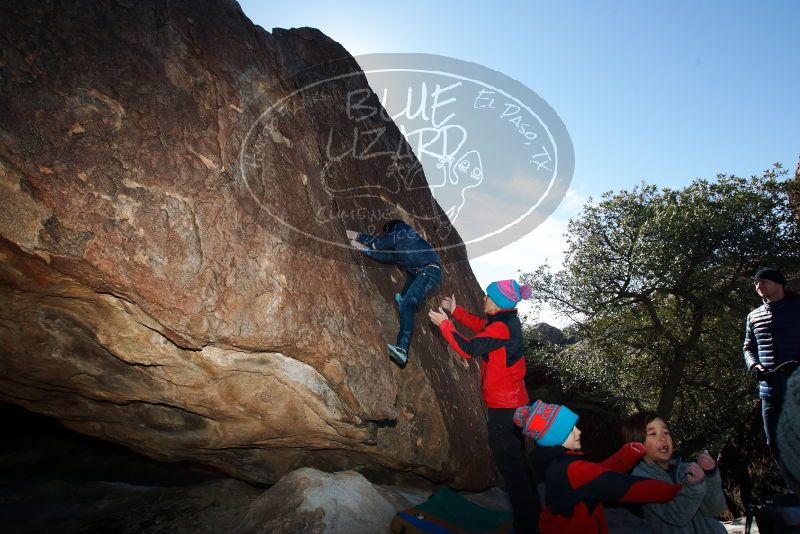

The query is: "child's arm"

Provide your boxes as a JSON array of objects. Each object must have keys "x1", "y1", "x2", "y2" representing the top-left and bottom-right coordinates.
[
  {"x1": 632, "y1": 462, "x2": 707, "y2": 527},
  {"x1": 618, "y1": 476, "x2": 683, "y2": 503},
  {"x1": 451, "y1": 306, "x2": 487, "y2": 333},
  {"x1": 349, "y1": 234, "x2": 397, "y2": 263},
  {"x1": 438, "y1": 320, "x2": 505, "y2": 360},
  {"x1": 360, "y1": 248, "x2": 396, "y2": 264},
  {"x1": 699, "y1": 469, "x2": 727, "y2": 517},
  {"x1": 599, "y1": 442, "x2": 647, "y2": 472},
  {"x1": 565, "y1": 460, "x2": 682, "y2": 504},
  {"x1": 695, "y1": 453, "x2": 727, "y2": 517},
  {"x1": 356, "y1": 231, "x2": 399, "y2": 251}
]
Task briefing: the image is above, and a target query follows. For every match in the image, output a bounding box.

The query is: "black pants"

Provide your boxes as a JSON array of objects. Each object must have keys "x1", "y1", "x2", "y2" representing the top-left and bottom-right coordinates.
[
  {"x1": 487, "y1": 408, "x2": 541, "y2": 534},
  {"x1": 762, "y1": 395, "x2": 792, "y2": 487}
]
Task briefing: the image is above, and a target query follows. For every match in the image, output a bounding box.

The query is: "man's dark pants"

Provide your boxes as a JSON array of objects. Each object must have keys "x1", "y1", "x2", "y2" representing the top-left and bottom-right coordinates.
[{"x1": 762, "y1": 395, "x2": 792, "y2": 484}]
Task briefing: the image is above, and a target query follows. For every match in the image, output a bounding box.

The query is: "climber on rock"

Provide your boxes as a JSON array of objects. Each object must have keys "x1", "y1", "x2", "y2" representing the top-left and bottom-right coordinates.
[{"x1": 347, "y1": 220, "x2": 442, "y2": 366}]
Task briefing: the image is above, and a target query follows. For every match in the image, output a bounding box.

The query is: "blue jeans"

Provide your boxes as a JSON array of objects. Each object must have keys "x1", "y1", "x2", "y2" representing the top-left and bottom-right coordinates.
[{"x1": 396, "y1": 264, "x2": 442, "y2": 351}]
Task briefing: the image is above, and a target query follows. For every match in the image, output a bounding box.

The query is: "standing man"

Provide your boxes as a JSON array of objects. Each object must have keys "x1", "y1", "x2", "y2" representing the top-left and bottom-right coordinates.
[
  {"x1": 743, "y1": 267, "x2": 800, "y2": 485},
  {"x1": 429, "y1": 280, "x2": 541, "y2": 533}
]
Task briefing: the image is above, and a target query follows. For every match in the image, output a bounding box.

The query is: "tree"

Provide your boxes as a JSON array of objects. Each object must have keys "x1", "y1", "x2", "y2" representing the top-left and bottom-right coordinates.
[{"x1": 522, "y1": 169, "x2": 800, "y2": 444}]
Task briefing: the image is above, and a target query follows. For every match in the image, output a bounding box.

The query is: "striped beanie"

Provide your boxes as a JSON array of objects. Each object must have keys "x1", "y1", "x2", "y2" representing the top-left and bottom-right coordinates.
[
  {"x1": 486, "y1": 280, "x2": 533, "y2": 309},
  {"x1": 514, "y1": 400, "x2": 579, "y2": 446}
]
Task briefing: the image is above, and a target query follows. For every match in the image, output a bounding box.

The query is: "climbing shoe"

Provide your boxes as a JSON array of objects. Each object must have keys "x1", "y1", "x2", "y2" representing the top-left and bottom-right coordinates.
[{"x1": 387, "y1": 344, "x2": 408, "y2": 366}]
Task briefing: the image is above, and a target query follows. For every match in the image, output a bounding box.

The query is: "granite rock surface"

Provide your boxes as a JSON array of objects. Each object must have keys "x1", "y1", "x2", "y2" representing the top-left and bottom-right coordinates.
[{"x1": 0, "y1": 0, "x2": 493, "y2": 488}]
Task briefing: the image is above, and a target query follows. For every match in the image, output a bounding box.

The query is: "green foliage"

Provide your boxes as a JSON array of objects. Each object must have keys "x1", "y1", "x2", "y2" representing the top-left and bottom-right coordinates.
[{"x1": 521, "y1": 168, "x2": 800, "y2": 449}]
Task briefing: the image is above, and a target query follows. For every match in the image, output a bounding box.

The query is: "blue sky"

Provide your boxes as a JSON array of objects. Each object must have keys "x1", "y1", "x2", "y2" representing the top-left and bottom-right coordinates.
[{"x1": 238, "y1": 1, "x2": 800, "y2": 324}]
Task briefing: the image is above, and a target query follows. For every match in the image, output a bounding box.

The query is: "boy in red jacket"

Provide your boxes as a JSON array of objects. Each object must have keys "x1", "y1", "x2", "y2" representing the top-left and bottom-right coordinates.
[
  {"x1": 429, "y1": 279, "x2": 540, "y2": 533},
  {"x1": 515, "y1": 400, "x2": 683, "y2": 534}
]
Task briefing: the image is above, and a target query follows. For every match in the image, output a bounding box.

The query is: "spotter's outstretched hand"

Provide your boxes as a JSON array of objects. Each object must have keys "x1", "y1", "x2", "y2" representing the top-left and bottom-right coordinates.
[{"x1": 429, "y1": 307, "x2": 448, "y2": 326}]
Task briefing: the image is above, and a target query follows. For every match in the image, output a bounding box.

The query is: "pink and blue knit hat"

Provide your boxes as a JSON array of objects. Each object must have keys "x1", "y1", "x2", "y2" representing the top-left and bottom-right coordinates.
[
  {"x1": 514, "y1": 400, "x2": 579, "y2": 446},
  {"x1": 486, "y1": 280, "x2": 532, "y2": 309}
]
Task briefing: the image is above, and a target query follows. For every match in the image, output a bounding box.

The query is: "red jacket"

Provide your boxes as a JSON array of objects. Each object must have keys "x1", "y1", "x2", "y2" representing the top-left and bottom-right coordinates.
[
  {"x1": 438, "y1": 306, "x2": 528, "y2": 408},
  {"x1": 532, "y1": 444, "x2": 682, "y2": 534}
]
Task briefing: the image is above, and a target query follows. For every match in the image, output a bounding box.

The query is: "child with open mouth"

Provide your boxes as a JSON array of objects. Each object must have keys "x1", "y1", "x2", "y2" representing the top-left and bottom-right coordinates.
[{"x1": 622, "y1": 411, "x2": 728, "y2": 533}]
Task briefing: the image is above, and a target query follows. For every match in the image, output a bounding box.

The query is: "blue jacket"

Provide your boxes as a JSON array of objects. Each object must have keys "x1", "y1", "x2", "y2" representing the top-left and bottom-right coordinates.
[
  {"x1": 743, "y1": 294, "x2": 800, "y2": 398},
  {"x1": 356, "y1": 222, "x2": 440, "y2": 274}
]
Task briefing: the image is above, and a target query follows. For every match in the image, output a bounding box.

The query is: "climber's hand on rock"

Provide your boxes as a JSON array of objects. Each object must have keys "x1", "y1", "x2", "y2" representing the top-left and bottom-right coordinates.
[
  {"x1": 345, "y1": 229, "x2": 359, "y2": 240},
  {"x1": 429, "y1": 307, "x2": 448, "y2": 326},
  {"x1": 441, "y1": 294, "x2": 456, "y2": 313}
]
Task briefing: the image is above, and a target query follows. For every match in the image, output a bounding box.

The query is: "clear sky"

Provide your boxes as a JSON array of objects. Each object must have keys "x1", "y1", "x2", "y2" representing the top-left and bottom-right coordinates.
[{"x1": 238, "y1": 0, "x2": 800, "y2": 325}]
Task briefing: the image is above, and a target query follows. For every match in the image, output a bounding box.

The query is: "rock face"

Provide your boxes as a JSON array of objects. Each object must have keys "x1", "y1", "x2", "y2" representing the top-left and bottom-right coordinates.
[
  {"x1": 529, "y1": 323, "x2": 566, "y2": 346},
  {"x1": 0, "y1": 0, "x2": 493, "y2": 488}
]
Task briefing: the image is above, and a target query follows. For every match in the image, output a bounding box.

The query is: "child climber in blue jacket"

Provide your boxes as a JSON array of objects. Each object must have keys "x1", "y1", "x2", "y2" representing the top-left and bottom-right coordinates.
[{"x1": 347, "y1": 220, "x2": 441, "y2": 366}]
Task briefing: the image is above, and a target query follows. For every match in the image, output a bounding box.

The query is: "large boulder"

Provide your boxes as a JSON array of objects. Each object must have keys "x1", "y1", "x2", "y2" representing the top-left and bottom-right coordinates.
[
  {"x1": 235, "y1": 468, "x2": 396, "y2": 534},
  {"x1": 0, "y1": 0, "x2": 493, "y2": 488},
  {"x1": 528, "y1": 322, "x2": 566, "y2": 346}
]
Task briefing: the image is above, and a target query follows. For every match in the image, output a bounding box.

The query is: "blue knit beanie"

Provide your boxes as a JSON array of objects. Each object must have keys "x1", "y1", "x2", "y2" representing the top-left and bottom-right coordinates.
[
  {"x1": 514, "y1": 400, "x2": 579, "y2": 446},
  {"x1": 486, "y1": 280, "x2": 532, "y2": 309}
]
